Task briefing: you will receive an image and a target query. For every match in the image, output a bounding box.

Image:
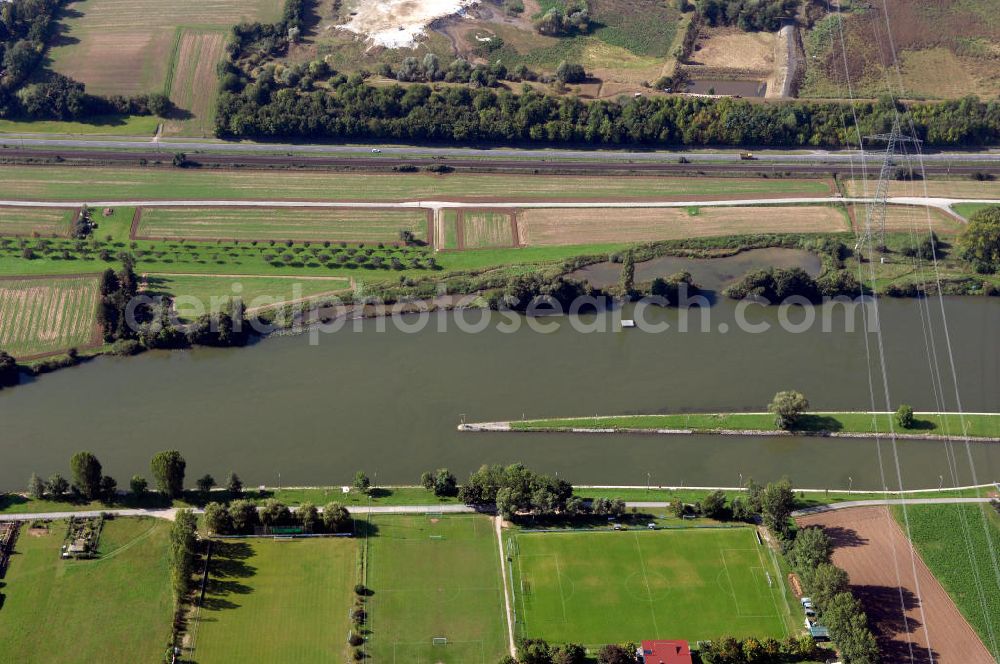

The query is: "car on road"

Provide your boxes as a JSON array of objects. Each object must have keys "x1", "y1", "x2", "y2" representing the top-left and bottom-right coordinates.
[{"x1": 371, "y1": 148, "x2": 382, "y2": 153}]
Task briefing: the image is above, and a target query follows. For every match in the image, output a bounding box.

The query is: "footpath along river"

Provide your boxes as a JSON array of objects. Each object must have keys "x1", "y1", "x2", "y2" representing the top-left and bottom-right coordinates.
[{"x1": 1, "y1": 294, "x2": 998, "y2": 490}]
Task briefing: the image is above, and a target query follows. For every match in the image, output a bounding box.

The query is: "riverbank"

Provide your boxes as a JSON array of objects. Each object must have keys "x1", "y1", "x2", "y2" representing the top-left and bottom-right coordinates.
[{"x1": 467, "y1": 411, "x2": 1000, "y2": 441}]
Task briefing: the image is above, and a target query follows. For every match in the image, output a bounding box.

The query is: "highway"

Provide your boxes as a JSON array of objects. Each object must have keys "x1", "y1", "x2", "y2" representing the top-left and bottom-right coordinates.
[{"x1": 2, "y1": 134, "x2": 999, "y2": 166}]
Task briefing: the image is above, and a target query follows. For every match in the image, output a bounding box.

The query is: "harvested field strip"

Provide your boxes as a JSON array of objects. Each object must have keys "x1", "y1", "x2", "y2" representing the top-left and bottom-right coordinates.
[
  {"x1": 143, "y1": 273, "x2": 351, "y2": 322},
  {"x1": 893, "y1": 504, "x2": 1000, "y2": 660},
  {"x1": 796, "y1": 506, "x2": 994, "y2": 664},
  {"x1": 164, "y1": 30, "x2": 227, "y2": 136},
  {"x1": 846, "y1": 180, "x2": 1000, "y2": 200},
  {"x1": 463, "y1": 211, "x2": 514, "y2": 249},
  {"x1": 0, "y1": 276, "x2": 100, "y2": 357},
  {"x1": 518, "y1": 205, "x2": 849, "y2": 246},
  {"x1": 137, "y1": 207, "x2": 427, "y2": 243},
  {"x1": 847, "y1": 205, "x2": 962, "y2": 234},
  {"x1": 0, "y1": 207, "x2": 74, "y2": 237},
  {"x1": 0, "y1": 166, "x2": 833, "y2": 202},
  {"x1": 46, "y1": 0, "x2": 284, "y2": 96}
]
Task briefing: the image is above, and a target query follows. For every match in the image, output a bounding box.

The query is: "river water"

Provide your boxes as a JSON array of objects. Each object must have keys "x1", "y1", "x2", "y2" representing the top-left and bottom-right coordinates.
[{"x1": 1, "y1": 295, "x2": 998, "y2": 491}]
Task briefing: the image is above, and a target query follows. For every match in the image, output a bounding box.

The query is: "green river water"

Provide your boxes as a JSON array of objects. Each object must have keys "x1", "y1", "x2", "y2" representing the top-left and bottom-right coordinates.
[{"x1": 1, "y1": 294, "x2": 998, "y2": 491}]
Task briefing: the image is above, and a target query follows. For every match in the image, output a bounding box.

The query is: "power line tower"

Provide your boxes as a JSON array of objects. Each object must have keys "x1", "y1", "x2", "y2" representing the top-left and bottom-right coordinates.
[{"x1": 856, "y1": 116, "x2": 922, "y2": 252}]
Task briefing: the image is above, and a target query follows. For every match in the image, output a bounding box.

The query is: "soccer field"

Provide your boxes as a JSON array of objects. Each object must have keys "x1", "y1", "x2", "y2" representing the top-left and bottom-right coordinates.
[
  {"x1": 192, "y1": 537, "x2": 358, "y2": 663},
  {"x1": 365, "y1": 514, "x2": 509, "y2": 663},
  {"x1": 510, "y1": 527, "x2": 792, "y2": 646}
]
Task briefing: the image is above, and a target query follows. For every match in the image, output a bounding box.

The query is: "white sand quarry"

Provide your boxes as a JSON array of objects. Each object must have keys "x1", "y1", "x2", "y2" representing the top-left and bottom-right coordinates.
[{"x1": 341, "y1": 0, "x2": 478, "y2": 48}]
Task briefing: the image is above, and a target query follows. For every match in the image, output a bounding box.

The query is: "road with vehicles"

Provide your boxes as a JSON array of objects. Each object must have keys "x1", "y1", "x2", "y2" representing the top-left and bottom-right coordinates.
[{"x1": 2, "y1": 138, "x2": 1000, "y2": 176}]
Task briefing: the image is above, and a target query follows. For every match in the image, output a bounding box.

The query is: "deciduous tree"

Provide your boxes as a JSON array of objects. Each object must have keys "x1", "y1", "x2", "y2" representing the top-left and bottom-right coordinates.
[{"x1": 151, "y1": 450, "x2": 186, "y2": 498}]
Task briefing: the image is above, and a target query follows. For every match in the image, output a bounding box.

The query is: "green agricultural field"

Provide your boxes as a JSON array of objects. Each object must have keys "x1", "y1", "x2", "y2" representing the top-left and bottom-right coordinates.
[
  {"x1": 0, "y1": 207, "x2": 75, "y2": 237},
  {"x1": 510, "y1": 527, "x2": 792, "y2": 646},
  {"x1": 137, "y1": 207, "x2": 428, "y2": 243},
  {"x1": 144, "y1": 273, "x2": 351, "y2": 320},
  {"x1": 0, "y1": 517, "x2": 174, "y2": 664},
  {"x1": 511, "y1": 411, "x2": 1000, "y2": 438},
  {"x1": 0, "y1": 115, "x2": 160, "y2": 136},
  {"x1": 893, "y1": 504, "x2": 1000, "y2": 654},
  {"x1": 365, "y1": 514, "x2": 508, "y2": 663},
  {"x1": 0, "y1": 166, "x2": 832, "y2": 203},
  {"x1": 442, "y1": 209, "x2": 460, "y2": 250},
  {"x1": 463, "y1": 211, "x2": 514, "y2": 249},
  {"x1": 191, "y1": 537, "x2": 357, "y2": 663},
  {"x1": 0, "y1": 276, "x2": 100, "y2": 357}
]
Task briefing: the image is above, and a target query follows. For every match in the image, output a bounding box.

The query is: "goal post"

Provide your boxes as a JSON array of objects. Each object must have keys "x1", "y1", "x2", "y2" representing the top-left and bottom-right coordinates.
[{"x1": 431, "y1": 637, "x2": 448, "y2": 646}]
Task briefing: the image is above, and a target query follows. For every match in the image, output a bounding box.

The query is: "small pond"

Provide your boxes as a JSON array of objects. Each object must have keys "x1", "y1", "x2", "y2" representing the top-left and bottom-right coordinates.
[
  {"x1": 566, "y1": 247, "x2": 823, "y2": 293},
  {"x1": 687, "y1": 79, "x2": 767, "y2": 97}
]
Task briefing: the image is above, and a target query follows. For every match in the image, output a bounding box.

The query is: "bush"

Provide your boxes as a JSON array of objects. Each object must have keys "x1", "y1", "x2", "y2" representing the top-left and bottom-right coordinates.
[
  {"x1": 895, "y1": 404, "x2": 915, "y2": 429},
  {"x1": 768, "y1": 390, "x2": 809, "y2": 430}
]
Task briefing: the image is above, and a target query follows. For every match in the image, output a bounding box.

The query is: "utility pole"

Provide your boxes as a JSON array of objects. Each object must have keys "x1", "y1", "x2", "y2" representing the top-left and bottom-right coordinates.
[{"x1": 857, "y1": 116, "x2": 922, "y2": 253}]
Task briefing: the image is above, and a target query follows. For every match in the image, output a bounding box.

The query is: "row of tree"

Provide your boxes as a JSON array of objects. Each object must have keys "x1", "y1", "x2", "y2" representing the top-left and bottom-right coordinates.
[
  {"x1": 696, "y1": 635, "x2": 819, "y2": 664},
  {"x1": 27, "y1": 449, "x2": 192, "y2": 503},
  {"x1": 202, "y1": 499, "x2": 352, "y2": 535},
  {"x1": 169, "y1": 510, "x2": 199, "y2": 603},
  {"x1": 213, "y1": 66, "x2": 1000, "y2": 147},
  {"x1": 694, "y1": 0, "x2": 800, "y2": 32},
  {"x1": 503, "y1": 638, "x2": 635, "y2": 664},
  {"x1": 786, "y1": 527, "x2": 880, "y2": 663}
]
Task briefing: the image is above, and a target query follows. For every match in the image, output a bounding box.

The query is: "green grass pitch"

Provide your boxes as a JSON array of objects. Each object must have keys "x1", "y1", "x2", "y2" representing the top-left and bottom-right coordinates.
[
  {"x1": 0, "y1": 517, "x2": 174, "y2": 664},
  {"x1": 510, "y1": 527, "x2": 793, "y2": 646},
  {"x1": 365, "y1": 514, "x2": 509, "y2": 663},
  {"x1": 191, "y1": 536, "x2": 358, "y2": 663}
]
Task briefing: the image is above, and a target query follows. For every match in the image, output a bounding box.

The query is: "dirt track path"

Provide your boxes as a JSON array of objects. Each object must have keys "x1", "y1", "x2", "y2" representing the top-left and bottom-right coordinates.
[{"x1": 796, "y1": 506, "x2": 994, "y2": 664}]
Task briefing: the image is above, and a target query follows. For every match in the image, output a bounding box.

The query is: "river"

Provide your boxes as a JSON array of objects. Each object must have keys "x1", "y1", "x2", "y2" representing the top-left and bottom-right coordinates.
[{"x1": 1, "y1": 295, "x2": 998, "y2": 491}]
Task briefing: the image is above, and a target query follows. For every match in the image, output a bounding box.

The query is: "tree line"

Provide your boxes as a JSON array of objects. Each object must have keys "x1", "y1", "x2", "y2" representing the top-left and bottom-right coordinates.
[
  {"x1": 214, "y1": 65, "x2": 1000, "y2": 147},
  {"x1": 26, "y1": 449, "x2": 193, "y2": 504},
  {"x1": 786, "y1": 527, "x2": 880, "y2": 663},
  {"x1": 202, "y1": 498, "x2": 352, "y2": 535}
]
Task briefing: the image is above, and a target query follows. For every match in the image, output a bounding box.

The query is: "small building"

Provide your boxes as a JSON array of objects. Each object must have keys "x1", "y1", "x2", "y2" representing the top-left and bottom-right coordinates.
[
  {"x1": 639, "y1": 640, "x2": 692, "y2": 664},
  {"x1": 809, "y1": 624, "x2": 831, "y2": 641}
]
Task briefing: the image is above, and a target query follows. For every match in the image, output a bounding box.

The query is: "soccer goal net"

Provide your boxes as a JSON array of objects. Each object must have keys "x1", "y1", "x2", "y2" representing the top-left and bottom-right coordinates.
[{"x1": 432, "y1": 637, "x2": 448, "y2": 646}]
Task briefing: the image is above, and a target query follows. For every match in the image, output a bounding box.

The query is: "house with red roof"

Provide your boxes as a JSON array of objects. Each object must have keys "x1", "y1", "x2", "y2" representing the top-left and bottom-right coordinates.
[{"x1": 639, "y1": 640, "x2": 693, "y2": 664}]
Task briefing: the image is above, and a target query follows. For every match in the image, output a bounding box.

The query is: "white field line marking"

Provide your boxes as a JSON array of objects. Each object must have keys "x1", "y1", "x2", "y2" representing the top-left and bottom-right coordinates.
[
  {"x1": 633, "y1": 532, "x2": 661, "y2": 636},
  {"x1": 494, "y1": 516, "x2": 517, "y2": 659},
  {"x1": 753, "y1": 539, "x2": 787, "y2": 628}
]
